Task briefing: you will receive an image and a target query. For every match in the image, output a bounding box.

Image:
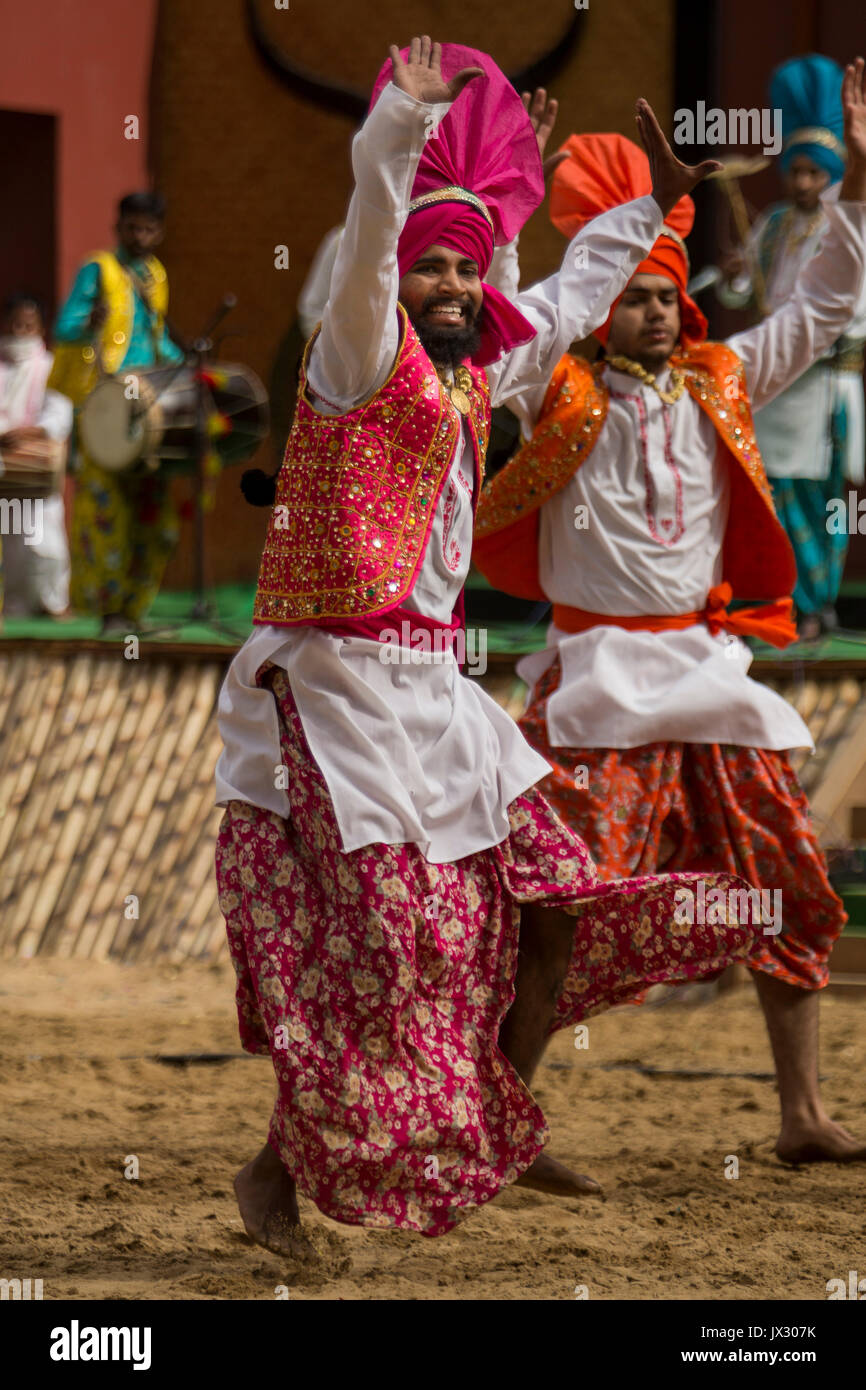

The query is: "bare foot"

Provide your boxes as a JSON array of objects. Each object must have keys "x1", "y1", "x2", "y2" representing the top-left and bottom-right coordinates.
[
  {"x1": 515, "y1": 1151, "x2": 604, "y2": 1198},
  {"x1": 100, "y1": 614, "x2": 129, "y2": 634},
  {"x1": 777, "y1": 1118, "x2": 866, "y2": 1165},
  {"x1": 797, "y1": 613, "x2": 822, "y2": 642},
  {"x1": 234, "y1": 1143, "x2": 302, "y2": 1254}
]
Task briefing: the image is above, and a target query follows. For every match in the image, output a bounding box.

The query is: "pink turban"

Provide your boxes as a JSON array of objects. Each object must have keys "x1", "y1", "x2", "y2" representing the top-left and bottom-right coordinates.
[
  {"x1": 396, "y1": 196, "x2": 538, "y2": 366},
  {"x1": 369, "y1": 44, "x2": 545, "y2": 366}
]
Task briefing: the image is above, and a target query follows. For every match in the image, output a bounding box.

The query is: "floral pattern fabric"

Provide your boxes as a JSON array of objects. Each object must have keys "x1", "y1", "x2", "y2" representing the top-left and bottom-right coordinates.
[
  {"x1": 69, "y1": 452, "x2": 178, "y2": 621},
  {"x1": 520, "y1": 657, "x2": 846, "y2": 991},
  {"x1": 215, "y1": 664, "x2": 756, "y2": 1236}
]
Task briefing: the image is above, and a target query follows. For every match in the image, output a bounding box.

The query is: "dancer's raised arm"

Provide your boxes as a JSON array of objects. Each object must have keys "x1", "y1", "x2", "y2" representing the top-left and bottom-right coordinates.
[
  {"x1": 308, "y1": 38, "x2": 481, "y2": 411},
  {"x1": 489, "y1": 99, "x2": 721, "y2": 408}
]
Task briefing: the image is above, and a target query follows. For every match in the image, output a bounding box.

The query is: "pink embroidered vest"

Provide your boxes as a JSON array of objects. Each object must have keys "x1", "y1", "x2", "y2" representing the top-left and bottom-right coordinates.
[{"x1": 253, "y1": 305, "x2": 491, "y2": 626}]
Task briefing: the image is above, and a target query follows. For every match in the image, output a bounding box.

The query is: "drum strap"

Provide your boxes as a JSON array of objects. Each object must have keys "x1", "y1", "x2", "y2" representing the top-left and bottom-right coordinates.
[
  {"x1": 90, "y1": 262, "x2": 107, "y2": 378},
  {"x1": 118, "y1": 263, "x2": 162, "y2": 360}
]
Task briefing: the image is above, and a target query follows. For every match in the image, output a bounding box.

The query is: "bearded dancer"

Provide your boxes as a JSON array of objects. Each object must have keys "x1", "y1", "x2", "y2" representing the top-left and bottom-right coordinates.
[
  {"x1": 475, "y1": 59, "x2": 866, "y2": 1167},
  {"x1": 214, "y1": 38, "x2": 756, "y2": 1247}
]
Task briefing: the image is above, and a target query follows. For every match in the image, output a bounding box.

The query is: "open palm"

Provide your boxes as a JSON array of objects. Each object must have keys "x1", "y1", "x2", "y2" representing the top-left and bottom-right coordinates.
[
  {"x1": 522, "y1": 88, "x2": 567, "y2": 181},
  {"x1": 390, "y1": 35, "x2": 483, "y2": 106},
  {"x1": 635, "y1": 98, "x2": 722, "y2": 217},
  {"x1": 843, "y1": 58, "x2": 866, "y2": 163}
]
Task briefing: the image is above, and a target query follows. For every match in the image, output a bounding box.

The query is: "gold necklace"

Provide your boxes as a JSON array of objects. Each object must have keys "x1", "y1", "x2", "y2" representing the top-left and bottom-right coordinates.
[
  {"x1": 606, "y1": 354, "x2": 686, "y2": 404},
  {"x1": 436, "y1": 364, "x2": 473, "y2": 416},
  {"x1": 778, "y1": 205, "x2": 824, "y2": 252}
]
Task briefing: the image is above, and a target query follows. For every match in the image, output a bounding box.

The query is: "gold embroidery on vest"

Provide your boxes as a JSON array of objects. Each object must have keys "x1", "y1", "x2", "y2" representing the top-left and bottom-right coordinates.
[
  {"x1": 474, "y1": 361, "x2": 607, "y2": 538},
  {"x1": 253, "y1": 311, "x2": 491, "y2": 624}
]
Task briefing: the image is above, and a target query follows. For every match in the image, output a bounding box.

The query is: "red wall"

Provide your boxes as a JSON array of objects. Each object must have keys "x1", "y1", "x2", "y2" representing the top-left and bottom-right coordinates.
[{"x1": 0, "y1": 0, "x2": 158, "y2": 308}]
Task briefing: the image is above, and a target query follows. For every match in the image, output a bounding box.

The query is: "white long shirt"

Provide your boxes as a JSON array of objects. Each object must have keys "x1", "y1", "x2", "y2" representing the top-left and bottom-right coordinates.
[
  {"x1": 0, "y1": 340, "x2": 71, "y2": 442},
  {"x1": 215, "y1": 81, "x2": 666, "y2": 860},
  {"x1": 509, "y1": 187, "x2": 866, "y2": 751},
  {"x1": 0, "y1": 342, "x2": 72, "y2": 616},
  {"x1": 719, "y1": 202, "x2": 866, "y2": 481}
]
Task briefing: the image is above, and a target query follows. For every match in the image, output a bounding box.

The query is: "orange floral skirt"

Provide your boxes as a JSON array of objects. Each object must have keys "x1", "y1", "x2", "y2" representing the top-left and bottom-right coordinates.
[{"x1": 520, "y1": 659, "x2": 847, "y2": 990}]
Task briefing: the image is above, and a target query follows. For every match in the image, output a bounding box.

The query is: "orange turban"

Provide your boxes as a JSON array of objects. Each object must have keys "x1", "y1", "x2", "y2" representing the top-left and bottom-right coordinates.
[{"x1": 550, "y1": 132, "x2": 707, "y2": 347}]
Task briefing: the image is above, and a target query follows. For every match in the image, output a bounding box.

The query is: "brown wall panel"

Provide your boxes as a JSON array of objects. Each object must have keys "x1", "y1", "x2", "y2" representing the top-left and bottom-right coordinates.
[{"x1": 152, "y1": 0, "x2": 674, "y2": 588}]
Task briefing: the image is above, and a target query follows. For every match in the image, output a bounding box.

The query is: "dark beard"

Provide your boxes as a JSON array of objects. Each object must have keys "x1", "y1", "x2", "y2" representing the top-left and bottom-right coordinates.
[{"x1": 413, "y1": 314, "x2": 483, "y2": 370}]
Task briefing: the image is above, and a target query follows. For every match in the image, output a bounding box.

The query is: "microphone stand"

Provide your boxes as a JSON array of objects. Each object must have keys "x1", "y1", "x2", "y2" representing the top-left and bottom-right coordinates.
[{"x1": 140, "y1": 293, "x2": 256, "y2": 645}]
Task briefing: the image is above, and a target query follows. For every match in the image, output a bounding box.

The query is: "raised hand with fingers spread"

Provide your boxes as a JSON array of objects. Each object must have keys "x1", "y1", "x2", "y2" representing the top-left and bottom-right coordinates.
[
  {"x1": 635, "y1": 97, "x2": 722, "y2": 217},
  {"x1": 389, "y1": 35, "x2": 483, "y2": 107},
  {"x1": 522, "y1": 88, "x2": 567, "y2": 182},
  {"x1": 840, "y1": 57, "x2": 866, "y2": 200}
]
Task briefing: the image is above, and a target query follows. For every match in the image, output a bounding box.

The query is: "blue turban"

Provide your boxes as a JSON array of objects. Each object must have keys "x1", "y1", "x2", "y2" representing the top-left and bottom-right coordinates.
[{"x1": 770, "y1": 53, "x2": 846, "y2": 182}]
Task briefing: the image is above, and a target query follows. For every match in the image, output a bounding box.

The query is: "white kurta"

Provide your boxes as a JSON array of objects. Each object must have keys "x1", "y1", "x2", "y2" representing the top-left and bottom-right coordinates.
[
  {"x1": 510, "y1": 188, "x2": 866, "y2": 752},
  {"x1": 718, "y1": 201, "x2": 866, "y2": 482},
  {"x1": 0, "y1": 341, "x2": 72, "y2": 616},
  {"x1": 216, "y1": 81, "x2": 666, "y2": 860}
]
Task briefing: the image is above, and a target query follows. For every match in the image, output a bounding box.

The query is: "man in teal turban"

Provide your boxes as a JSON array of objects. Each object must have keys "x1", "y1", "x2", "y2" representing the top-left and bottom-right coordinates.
[{"x1": 718, "y1": 54, "x2": 866, "y2": 640}]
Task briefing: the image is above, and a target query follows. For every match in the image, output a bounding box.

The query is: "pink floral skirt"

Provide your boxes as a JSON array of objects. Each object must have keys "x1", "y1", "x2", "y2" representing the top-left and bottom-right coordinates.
[{"x1": 215, "y1": 667, "x2": 756, "y2": 1236}]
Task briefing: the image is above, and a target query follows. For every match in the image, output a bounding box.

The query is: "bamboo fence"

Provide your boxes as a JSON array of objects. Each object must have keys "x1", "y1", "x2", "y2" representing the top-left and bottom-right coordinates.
[{"x1": 2, "y1": 642, "x2": 866, "y2": 960}]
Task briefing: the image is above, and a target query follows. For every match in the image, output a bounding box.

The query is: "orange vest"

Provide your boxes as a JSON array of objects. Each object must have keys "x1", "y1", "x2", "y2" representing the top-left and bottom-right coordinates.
[
  {"x1": 254, "y1": 306, "x2": 491, "y2": 626},
  {"x1": 473, "y1": 344, "x2": 796, "y2": 602}
]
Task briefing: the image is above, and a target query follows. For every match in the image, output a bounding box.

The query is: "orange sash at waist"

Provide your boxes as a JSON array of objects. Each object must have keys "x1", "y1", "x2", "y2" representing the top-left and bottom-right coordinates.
[{"x1": 552, "y1": 583, "x2": 797, "y2": 649}]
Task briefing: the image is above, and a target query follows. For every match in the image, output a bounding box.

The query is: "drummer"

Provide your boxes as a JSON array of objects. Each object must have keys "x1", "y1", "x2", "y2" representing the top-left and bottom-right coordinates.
[
  {"x1": 49, "y1": 192, "x2": 185, "y2": 632},
  {"x1": 0, "y1": 294, "x2": 73, "y2": 622}
]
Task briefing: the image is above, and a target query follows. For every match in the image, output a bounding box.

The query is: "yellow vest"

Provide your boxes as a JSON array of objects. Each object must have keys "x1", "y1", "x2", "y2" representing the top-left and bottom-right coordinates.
[{"x1": 47, "y1": 251, "x2": 169, "y2": 407}]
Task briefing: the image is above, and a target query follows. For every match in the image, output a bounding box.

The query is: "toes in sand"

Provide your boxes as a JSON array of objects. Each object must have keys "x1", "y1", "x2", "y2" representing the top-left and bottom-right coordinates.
[
  {"x1": 776, "y1": 1120, "x2": 866, "y2": 1165},
  {"x1": 515, "y1": 1151, "x2": 605, "y2": 1199}
]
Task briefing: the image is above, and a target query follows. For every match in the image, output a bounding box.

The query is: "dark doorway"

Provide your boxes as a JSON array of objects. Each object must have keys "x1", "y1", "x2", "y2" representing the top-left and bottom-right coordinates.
[{"x1": 0, "y1": 110, "x2": 57, "y2": 324}]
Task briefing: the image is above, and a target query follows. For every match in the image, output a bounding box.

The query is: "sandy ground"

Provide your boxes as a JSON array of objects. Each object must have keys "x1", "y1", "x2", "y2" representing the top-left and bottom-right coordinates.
[{"x1": 1, "y1": 957, "x2": 863, "y2": 1301}]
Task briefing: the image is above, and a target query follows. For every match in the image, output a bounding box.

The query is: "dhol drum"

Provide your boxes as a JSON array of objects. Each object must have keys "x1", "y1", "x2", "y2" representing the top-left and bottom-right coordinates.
[
  {"x1": 78, "y1": 362, "x2": 269, "y2": 475},
  {"x1": 0, "y1": 435, "x2": 67, "y2": 498}
]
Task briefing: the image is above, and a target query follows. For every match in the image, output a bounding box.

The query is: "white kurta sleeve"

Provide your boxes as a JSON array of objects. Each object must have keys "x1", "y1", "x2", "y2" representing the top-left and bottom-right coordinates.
[
  {"x1": 307, "y1": 83, "x2": 450, "y2": 411},
  {"x1": 727, "y1": 190, "x2": 866, "y2": 413},
  {"x1": 845, "y1": 250, "x2": 866, "y2": 337},
  {"x1": 486, "y1": 235, "x2": 520, "y2": 300},
  {"x1": 487, "y1": 194, "x2": 664, "y2": 415},
  {"x1": 37, "y1": 386, "x2": 73, "y2": 441},
  {"x1": 296, "y1": 225, "x2": 344, "y2": 339}
]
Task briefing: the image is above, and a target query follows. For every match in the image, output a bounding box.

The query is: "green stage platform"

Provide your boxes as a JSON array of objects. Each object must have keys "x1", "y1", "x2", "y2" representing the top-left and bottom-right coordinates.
[
  {"x1": 5, "y1": 573, "x2": 866, "y2": 665},
  {"x1": 0, "y1": 582, "x2": 255, "y2": 649}
]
